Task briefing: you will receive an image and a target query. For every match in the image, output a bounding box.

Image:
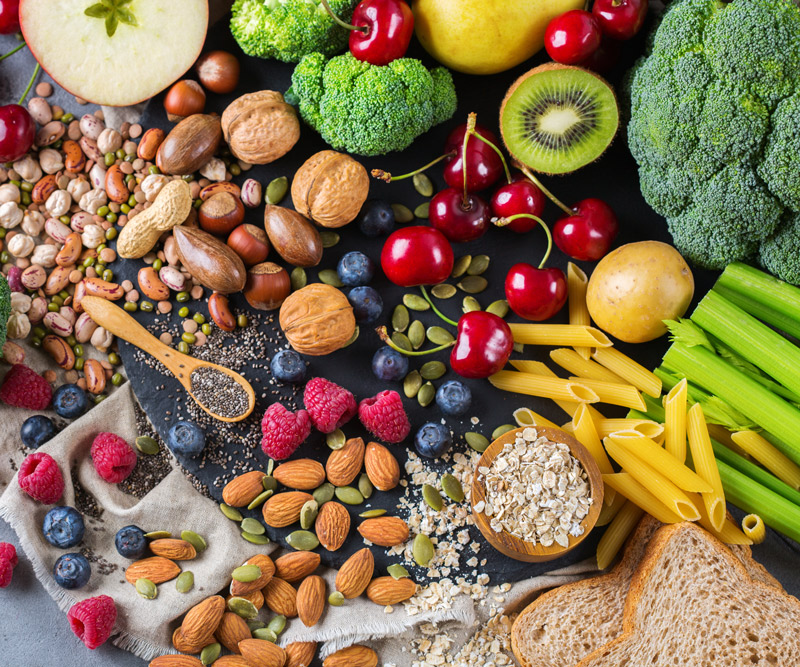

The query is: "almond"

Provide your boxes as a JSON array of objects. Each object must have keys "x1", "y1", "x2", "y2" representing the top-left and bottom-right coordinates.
[
  {"x1": 326, "y1": 437, "x2": 365, "y2": 487},
  {"x1": 226, "y1": 588, "x2": 264, "y2": 611},
  {"x1": 274, "y1": 551, "x2": 321, "y2": 583},
  {"x1": 182, "y1": 595, "x2": 226, "y2": 644},
  {"x1": 366, "y1": 576, "x2": 417, "y2": 605},
  {"x1": 172, "y1": 626, "x2": 212, "y2": 654},
  {"x1": 262, "y1": 491, "x2": 313, "y2": 528},
  {"x1": 323, "y1": 645, "x2": 378, "y2": 667},
  {"x1": 296, "y1": 574, "x2": 326, "y2": 627},
  {"x1": 273, "y1": 459, "x2": 326, "y2": 490},
  {"x1": 149, "y1": 538, "x2": 197, "y2": 560},
  {"x1": 364, "y1": 441, "x2": 400, "y2": 491},
  {"x1": 230, "y1": 553, "x2": 275, "y2": 596},
  {"x1": 210, "y1": 657, "x2": 251, "y2": 667},
  {"x1": 285, "y1": 641, "x2": 317, "y2": 667},
  {"x1": 150, "y1": 656, "x2": 204, "y2": 667},
  {"x1": 315, "y1": 501, "x2": 350, "y2": 552},
  {"x1": 357, "y1": 517, "x2": 410, "y2": 548},
  {"x1": 262, "y1": 576, "x2": 298, "y2": 617},
  {"x1": 239, "y1": 638, "x2": 287, "y2": 667},
  {"x1": 215, "y1": 612, "x2": 251, "y2": 654},
  {"x1": 125, "y1": 557, "x2": 181, "y2": 585},
  {"x1": 335, "y1": 548, "x2": 374, "y2": 599},
  {"x1": 223, "y1": 470, "x2": 267, "y2": 507}
]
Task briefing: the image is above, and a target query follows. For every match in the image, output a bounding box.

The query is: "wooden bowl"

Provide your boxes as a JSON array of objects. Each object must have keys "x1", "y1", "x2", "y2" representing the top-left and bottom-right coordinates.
[{"x1": 471, "y1": 426, "x2": 604, "y2": 562}]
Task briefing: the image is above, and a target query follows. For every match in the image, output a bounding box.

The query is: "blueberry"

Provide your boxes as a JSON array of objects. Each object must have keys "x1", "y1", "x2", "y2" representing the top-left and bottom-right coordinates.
[
  {"x1": 42, "y1": 506, "x2": 85, "y2": 549},
  {"x1": 337, "y1": 251, "x2": 376, "y2": 287},
  {"x1": 435, "y1": 380, "x2": 472, "y2": 416},
  {"x1": 52, "y1": 383, "x2": 89, "y2": 419},
  {"x1": 167, "y1": 421, "x2": 206, "y2": 457},
  {"x1": 357, "y1": 200, "x2": 395, "y2": 237},
  {"x1": 20, "y1": 415, "x2": 57, "y2": 448},
  {"x1": 53, "y1": 553, "x2": 91, "y2": 589},
  {"x1": 270, "y1": 349, "x2": 306, "y2": 383},
  {"x1": 347, "y1": 286, "x2": 384, "y2": 324},
  {"x1": 115, "y1": 525, "x2": 147, "y2": 559},
  {"x1": 414, "y1": 422, "x2": 453, "y2": 459},
  {"x1": 372, "y1": 346, "x2": 409, "y2": 382}
]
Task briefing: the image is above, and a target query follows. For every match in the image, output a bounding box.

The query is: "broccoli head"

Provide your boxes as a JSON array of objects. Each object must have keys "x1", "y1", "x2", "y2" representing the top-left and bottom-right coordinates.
[
  {"x1": 288, "y1": 53, "x2": 457, "y2": 156},
  {"x1": 760, "y1": 212, "x2": 800, "y2": 285},
  {"x1": 230, "y1": 0, "x2": 357, "y2": 63},
  {"x1": 627, "y1": 0, "x2": 800, "y2": 283},
  {"x1": 0, "y1": 274, "x2": 9, "y2": 355}
]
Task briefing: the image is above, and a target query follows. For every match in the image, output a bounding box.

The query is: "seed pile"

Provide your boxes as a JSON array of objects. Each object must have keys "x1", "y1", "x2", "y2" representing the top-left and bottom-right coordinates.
[{"x1": 189, "y1": 366, "x2": 249, "y2": 419}]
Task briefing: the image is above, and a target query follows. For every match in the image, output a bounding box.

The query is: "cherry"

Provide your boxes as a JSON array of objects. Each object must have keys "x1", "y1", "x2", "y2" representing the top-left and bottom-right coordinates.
[
  {"x1": 429, "y1": 188, "x2": 491, "y2": 243},
  {"x1": 544, "y1": 10, "x2": 602, "y2": 65},
  {"x1": 450, "y1": 311, "x2": 514, "y2": 379},
  {"x1": 0, "y1": 0, "x2": 20, "y2": 34},
  {"x1": 505, "y1": 264, "x2": 568, "y2": 322},
  {"x1": 592, "y1": 0, "x2": 648, "y2": 41},
  {"x1": 381, "y1": 226, "x2": 454, "y2": 287},
  {"x1": 0, "y1": 104, "x2": 35, "y2": 163},
  {"x1": 490, "y1": 174, "x2": 547, "y2": 233},
  {"x1": 443, "y1": 123, "x2": 504, "y2": 192},
  {"x1": 578, "y1": 37, "x2": 622, "y2": 74},
  {"x1": 553, "y1": 198, "x2": 619, "y2": 261}
]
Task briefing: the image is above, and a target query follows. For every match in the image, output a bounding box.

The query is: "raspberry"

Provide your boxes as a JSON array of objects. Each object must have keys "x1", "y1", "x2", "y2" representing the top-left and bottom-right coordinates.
[
  {"x1": 90, "y1": 433, "x2": 137, "y2": 484},
  {"x1": 303, "y1": 377, "x2": 357, "y2": 433},
  {"x1": 358, "y1": 390, "x2": 411, "y2": 444},
  {"x1": 18, "y1": 452, "x2": 64, "y2": 504},
  {"x1": 0, "y1": 543, "x2": 18, "y2": 588},
  {"x1": 0, "y1": 364, "x2": 52, "y2": 410},
  {"x1": 261, "y1": 403, "x2": 312, "y2": 460},
  {"x1": 67, "y1": 595, "x2": 117, "y2": 650}
]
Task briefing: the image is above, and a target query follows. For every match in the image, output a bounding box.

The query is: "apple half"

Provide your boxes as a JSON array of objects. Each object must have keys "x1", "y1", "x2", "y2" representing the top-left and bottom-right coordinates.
[{"x1": 20, "y1": 0, "x2": 208, "y2": 107}]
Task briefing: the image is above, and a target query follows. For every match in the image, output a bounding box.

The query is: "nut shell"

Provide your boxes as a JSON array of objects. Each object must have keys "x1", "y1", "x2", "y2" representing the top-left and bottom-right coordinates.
[
  {"x1": 173, "y1": 225, "x2": 246, "y2": 294},
  {"x1": 263, "y1": 205, "x2": 322, "y2": 268},
  {"x1": 221, "y1": 91, "x2": 299, "y2": 165},
  {"x1": 227, "y1": 224, "x2": 270, "y2": 266},
  {"x1": 198, "y1": 192, "x2": 245, "y2": 236},
  {"x1": 156, "y1": 114, "x2": 222, "y2": 175},
  {"x1": 279, "y1": 284, "x2": 356, "y2": 356},
  {"x1": 244, "y1": 262, "x2": 291, "y2": 311}
]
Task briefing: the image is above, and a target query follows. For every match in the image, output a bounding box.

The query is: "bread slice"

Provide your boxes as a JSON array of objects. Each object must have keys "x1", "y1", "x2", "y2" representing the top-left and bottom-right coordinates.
[
  {"x1": 577, "y1": 522, "x2": 800, "y2": 667},
  {"x1": 511, "y1": 516, "x2": 780, "y2": 667}
]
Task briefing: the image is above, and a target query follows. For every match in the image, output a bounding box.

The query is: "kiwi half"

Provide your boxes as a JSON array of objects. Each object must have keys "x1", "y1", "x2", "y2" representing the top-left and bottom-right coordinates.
[{"x1": 500, "y1": 64, "x2": 619, "y2": 175}]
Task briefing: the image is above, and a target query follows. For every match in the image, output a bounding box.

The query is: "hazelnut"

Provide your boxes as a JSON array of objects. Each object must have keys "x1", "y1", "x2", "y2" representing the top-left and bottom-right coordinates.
[
  {"x1": 198, "y1": 192, "x2": 245, "y2": 236},
  {"x1": 244, "y1": 262, "x2": 291, "y2": 311},
  {"x1": 227, "y1": 223, "x2": 270, "y2": 266},
  {"x1": 195, "y1": 51, "x2": 240, "y2": 94},
  {"x1": 164, "y1": 80, "x2": 206, "y2": 122}
]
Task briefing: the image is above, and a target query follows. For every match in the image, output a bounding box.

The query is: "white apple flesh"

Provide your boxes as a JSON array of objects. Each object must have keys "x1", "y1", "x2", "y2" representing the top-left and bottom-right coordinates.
[{"x1": 20, "y1": 0, "x2": 209, "y2": 107}]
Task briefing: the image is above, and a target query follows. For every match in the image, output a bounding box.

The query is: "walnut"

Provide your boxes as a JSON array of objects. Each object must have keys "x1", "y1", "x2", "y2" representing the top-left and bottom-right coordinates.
[
  {"x1": 278, "y1": 283, "x2": 356, "y2": 356},
  {"x1": 291, "y1": 150, "x2": 369, "y2": 229},
  {"x1": 221, "y1": 91, "x2": 299, "y2": 165}
]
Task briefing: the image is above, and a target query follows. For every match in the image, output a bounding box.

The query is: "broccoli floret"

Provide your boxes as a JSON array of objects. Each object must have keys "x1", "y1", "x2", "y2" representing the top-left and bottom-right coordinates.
[
  {"x1": 230, "y1": 0, "x2": 357, "y2": 63},
  {"x1": 758, "y1": 92, "x2": 800, "y2": 211},
  {"x1": 760, "y1": 213, "x2": 800, "y2": 285},
  {"x1": 288, "y1": 53, "x2": 458, "y2": 156},
  {"x1": 0, "y1": 275, "x2": 9, "y2": 355}
]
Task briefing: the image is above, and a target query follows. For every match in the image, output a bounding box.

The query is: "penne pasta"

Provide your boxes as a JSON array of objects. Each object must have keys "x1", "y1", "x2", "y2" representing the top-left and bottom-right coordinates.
[
  {"x1": 742, "y1": 514, "x2": 766, "y2": 544},
  {"x1": 567, "y1": 263, "x2": 592, "y2": 359},
  {"x1": 664, "y1": 379, "x2": 688, "y2": 463},
  {"x1": 592, "y1": 346, "x2": 663, "y2": 398},
  {"x1": 596, "y1": 418, "x2": 664, "y2": 440},
  {"x1": 508, "y1": 323, "x2": 613, "y2": 348},
  {"x1": 568, "y1": 376, "x2": 647, "y2": 411},
  {"x1": 604, "y1": 439, "x2": 701, "y2": 520},
  {"x1": 512, "y1": 407, "x2": 559, "y2": 429},
  {"x1": 595, "y1": 491, "x2": 628, "y2": 527},
  {"x1": 489, "y1": 371, "x2": 599, "y2": 403},
  {"x1": 509, "y1": 360, "x2": 582, "y2": 417},
  {"x1": 706, "y1": 423, "x2": 750, "y2": 459},
  {"x1": 731, "y1": 430, "x2": 800, "y2": 490},
  {"x1": 603, "y1": 472, "x2": 684, "y2": 524},
  {"x1": 687, "y1": 403, "x2": 726, "y2": 532},
  {"x1": 573, "y1": 404, "x2": 616, "y2": 505},
  {"x1": 687, "y1": 492, "x2": 753, "y2": 545},
  {"x1": 550, "y1": 348, "x2": 625, "y2": 384},
  {"x1": 596, "y1": 501, "x2": 645, "y2": 570}
]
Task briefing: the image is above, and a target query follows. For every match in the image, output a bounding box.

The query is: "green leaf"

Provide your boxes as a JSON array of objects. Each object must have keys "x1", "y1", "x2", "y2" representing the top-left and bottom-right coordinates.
[
  {"x1": 663, "y1": 318, "x2": 714, "y2": 352},
  {"x1": 84, "y1": 3, "x2": 111, "y2": 18},
  {"x1": 700, "y1": 395, "x2": 760, "y2": 432},
  {"x1": 116, "y1": 7, "x2": 137, "y2": 25},
  {"x1": 105, "y1": 12, "x2": 119, "y2": 37},
  {"x1": 100, "y1": 0, "x2": 114, "y2": 7}
]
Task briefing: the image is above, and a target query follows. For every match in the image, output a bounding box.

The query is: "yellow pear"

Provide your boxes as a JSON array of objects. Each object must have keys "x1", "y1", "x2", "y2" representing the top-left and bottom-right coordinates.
[{"x1": 413, "y1": 0, "x2": 584, "y2": 76}]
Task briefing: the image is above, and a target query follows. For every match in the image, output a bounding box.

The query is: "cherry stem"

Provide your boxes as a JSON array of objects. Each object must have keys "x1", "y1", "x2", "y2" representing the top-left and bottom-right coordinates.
[
  {"x1": 319, "y1": 0, "x2": 369, "y2": 33},
  {"x1": 493, "y1": 214, "x2": 554, "y2": 269},
  {"x1": 461, "y1": 112, "x2": 477, "y2": 208},
  {"x1": 516, "y1": 163, "x2": 575, "y2": 218},
  {"x1": 419, "y1": 285, "x2": 458, "y2": 327},
  {"x1": 472, "y1": 130, "x2": 512, "y2": 184},
  {"x1": 18, "y1": 64, "x2": 40, "y2": 106},
  {"x1": 371, "y1": 152, "x2": 456, "y2": 183},
  {"x1": 376, "y1": 326, "x2": 455, "y2": 356},
  {"x1": 0, "y1": 42, "x2": 26, "y2": 62}
]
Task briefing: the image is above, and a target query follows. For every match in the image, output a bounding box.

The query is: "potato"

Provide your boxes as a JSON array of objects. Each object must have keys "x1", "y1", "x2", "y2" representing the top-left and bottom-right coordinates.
[{"x1": 586, "y1": 241, "x2": 694, "y2": 343}]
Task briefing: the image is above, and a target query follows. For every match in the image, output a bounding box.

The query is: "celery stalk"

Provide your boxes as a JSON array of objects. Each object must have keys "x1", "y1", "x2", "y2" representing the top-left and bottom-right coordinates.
[{"x1": 712, "y1": 440, "x2": 800, "y2": 507}]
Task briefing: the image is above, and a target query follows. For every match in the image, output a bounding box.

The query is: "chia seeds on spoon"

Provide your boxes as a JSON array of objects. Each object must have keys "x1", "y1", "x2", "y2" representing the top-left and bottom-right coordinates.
[{"x1": 190, "y1": 366, "x2": 249, "y2": 419}]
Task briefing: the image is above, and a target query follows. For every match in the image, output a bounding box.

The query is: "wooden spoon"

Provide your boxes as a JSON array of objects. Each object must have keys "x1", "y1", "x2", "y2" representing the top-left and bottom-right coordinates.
[{"x1": 82, "y1": 296, "x2": 255, "y2": 423}]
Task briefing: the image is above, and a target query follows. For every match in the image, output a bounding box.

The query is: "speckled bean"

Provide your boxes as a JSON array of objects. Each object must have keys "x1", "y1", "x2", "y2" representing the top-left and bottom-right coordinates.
[{"x1": 74, "y1": 312, "x2": 98, "y2": 343}]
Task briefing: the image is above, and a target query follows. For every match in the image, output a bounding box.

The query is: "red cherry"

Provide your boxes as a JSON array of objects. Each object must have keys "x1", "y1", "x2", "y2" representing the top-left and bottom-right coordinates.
[
  {"x1": 592, "y1": 0, "x2": 648, "y2": 40},
  {"x1": 577, "y1": 37, "x2": 622, "y2": 74},
  {"x1": 0, "y1": 104, "x2": 35, "y2": 163},
  {"x1": 429, "y1": 188, "x2": 491, "y2": 243},
  {"x1": 0, "y1": 0, "x2": 20, "y2": 34},
  {"x1": 544, "y1": 10, "x2": 602, "y2": 65},
  {"x1": 381, "y1": 226, "x2": 454, "y2": 287},
  {"x1": 450, "y1": 311, "x2": 514, "y2": 379},
  {"x1": 349, "y1": 0, "x2": 414, "y2": 66},
  {"x1": 505, "y1": 263, "x2": 568, "y2": 321},
  {"x1": 490, "y1": 175, "x2": 547, "y2": 233},
  {"x1": 443, "y1": 123, "x2": 504, "y2": 192},
  {"x1": 553, "y1": 198, "x2": 619, "y2": 261}
]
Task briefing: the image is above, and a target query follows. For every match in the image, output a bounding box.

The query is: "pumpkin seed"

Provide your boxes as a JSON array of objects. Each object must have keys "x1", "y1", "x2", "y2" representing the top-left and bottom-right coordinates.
[
  {"x1": 358, "y1": 473, "x2": 373, "y2": 499},
  {"x1": 465, "y1": 432, "x2": 490, "y2": 453},
  {"x1": 228, "y1": 596, "x2": 259, "y2": 619},
  {"x1": 300, "y1": 499, "x2": 319, "y2": 530},
  {"x1": 263, "y1": 475, "x2": 278, "y2": 492},
  {"x1": 313, "y1": 482, "x2": 335, "y2": 506},
  {"x1": 290, "y1": 267, "x2": 307, "y2": 291},
  {"x1": 403, "y1": 370, "x2": 423, "y2": 398},
  {"x1": 241, "y1": 517, "x2": 265, "y2": 535},
  {"x1": 266, "y1": 460, "x2": 275, "y2": 476},
  {"x1": 135, "y1": 578, "x2": 157, "y2": 600},
  {"x1": 134, "y1": 435, "x2": 159, "y2": 455},
  {"x1": 427, "y1": 326, "x2": 454, "y2": 345},
  {"x1": 486, "y1": 299, "x2": 509, "y2": 318},
  {"x1": 417, "y1": 381, "x2": 435, "y2": 407},
  {"x1": 247, "y1": 489, "x2": 273, "y2": 510},
  {"x1": 414, "y1": 202, "x2": 430, "y2": 218},
  {"x1": 420, "y1": 361, "x2": 446, "y2": 380},
  {"x1": 253, "y1": 628, "x2": 278, "y2": 642},
  {"x1": 412, "y1": 534, "x2": 435, "y2": 567},
  {"x1": 144, "y1": 531, "x2": 171, "y2": 540},
  {"x1": 412, "y1": 173, "x2": 434, "y2": 197},
  {"x1": 467, "y1": 254, "x2": 490, "y2": 275},
  {"x1": 181, "y1": 530, "x2": 207, "y2": 552},
  {"x1": 266, "y1": 176, "x2": 288, "y2": 205},
  {"x1": 441, "y1": 473, "x2": 465, "y2": 502},
  {"x1": 286, "y1": 530, "x2": 320, "y2": 551},
  {"x1": 422, "y1": 484, "x2": 443, "y2": 511},
  {"x1": 462, "y1": 296, "x2": 481, "y2": 313},
  {"x1": 513, "y1": 342, "x2": 524, "y2": 354},
  {"x1": 318, "y1": 269, "x2": 343, "y2": 287},
  {"x1": 403, "y1": 293, "x2": 430, "y2": 311},
  {"x1": 176, "y1": 571, "x2": 194, "y2": 593},
  {"x1": 246, "y1": 620, "x2": 266, "y2": 632},
  {"x1": 344, "y1": 326, "x2": 360, "y2": 347},
  {"x1": 392, "y1": 331, "x2": 412, "y2": 352},
  {"x1": 242, "y1": 531, "x2": 270, "y2": 545},
  {"x1": 200, "y1": 643, "x2": 221, "y2": 666},
  {"x1": 387, "y1": 564, "x2": 411, "y2": 580},
  {"x1": 392, "y1": 304, "x2": 410, "y2": 332},
  {"x1": 431, "y1": 283, "x2": 457, "y2": 299},
  {"x1": 232, "y1": 564, "x2": 262, "y2": 583},
  {"x1": 329, "y1": 591, "x2": 345, "y2": 607},
  {"x1": 451, "y1": 255, "x2": 472, "y2": 279},
  {"x1": 391, "y1": 203, "x2": 414, "y2": 223},
  {"x1": 267, "y1": 614, "x2": 287, "y2": 635},
  {"x1": 335, "y1": 486, "x2": 364, "y2": 505},
  {"x1": 492, "y1": 424, "x2": 517, "y2": 439},
  {"x1": 326, "y1": 429, "x2": 346, "y2": 450},
  {"x1": 359, "y1": 508, "x2": 387, "y2": 518},
  {"x1": 458, "y1": 275, "x2": 488, "y2": 294},
  {"x1": 408, "y1": 320, "x2": 425, "y2": 350},
  {"x1": 320, "y1": 231, "x2": 340, "y2": 248},
  {"x1": 220, "y1": 503, "x2": 243, "y2": 522}
]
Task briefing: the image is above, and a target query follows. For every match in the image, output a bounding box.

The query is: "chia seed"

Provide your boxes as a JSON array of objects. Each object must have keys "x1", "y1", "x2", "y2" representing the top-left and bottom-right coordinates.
[{"x1": 190, "y1": 366, "x2": 250, "y2": 419}]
